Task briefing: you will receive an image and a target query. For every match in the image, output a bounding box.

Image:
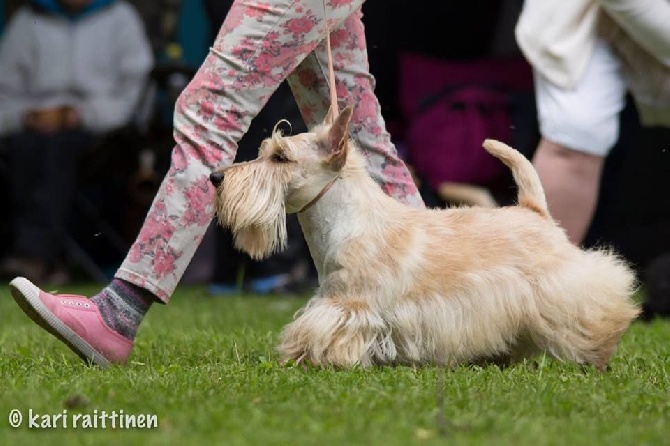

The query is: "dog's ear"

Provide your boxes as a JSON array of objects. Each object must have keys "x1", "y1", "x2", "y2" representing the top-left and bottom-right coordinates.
[{"x1": 326, "y1": 105, "x2": 353, "y2": 171}]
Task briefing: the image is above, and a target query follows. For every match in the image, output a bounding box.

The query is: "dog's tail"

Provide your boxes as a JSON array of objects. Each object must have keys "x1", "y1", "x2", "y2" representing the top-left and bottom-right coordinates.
[{"x1": 482, "y1": 139, "x2": 549, "y2": 217}]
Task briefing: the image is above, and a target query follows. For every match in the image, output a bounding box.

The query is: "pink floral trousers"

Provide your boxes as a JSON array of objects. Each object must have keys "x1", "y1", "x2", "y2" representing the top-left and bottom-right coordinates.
[{"x1": 116, "y1": 0, "x2": 425, "y2": 302}]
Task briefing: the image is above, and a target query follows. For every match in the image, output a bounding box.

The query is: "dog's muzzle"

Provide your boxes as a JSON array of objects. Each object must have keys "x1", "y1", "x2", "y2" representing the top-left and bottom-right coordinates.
[{"x1": 210, "y1": 171, "x2": 225, "y2": 187}]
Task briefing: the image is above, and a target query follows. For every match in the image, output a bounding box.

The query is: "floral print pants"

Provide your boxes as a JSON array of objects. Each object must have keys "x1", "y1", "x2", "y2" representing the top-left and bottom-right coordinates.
[{"x1": 116, "y1": 0, "x2": 424, "y2": 302}]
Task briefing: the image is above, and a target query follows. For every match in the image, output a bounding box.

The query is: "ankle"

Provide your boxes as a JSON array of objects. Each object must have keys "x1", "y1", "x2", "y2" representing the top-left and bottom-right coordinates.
[
  {"x1": 109, "y1": 278, "x2": 156, "y2": 310},
  {"x1": 90, "y1": 279, "x2": 154, "y2": 341}
]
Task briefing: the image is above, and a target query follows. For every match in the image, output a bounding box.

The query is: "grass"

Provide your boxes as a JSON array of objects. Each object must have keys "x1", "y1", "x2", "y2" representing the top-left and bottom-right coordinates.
[{"x1": 0, "y1": 283, "x2": 669, "y2": 446}]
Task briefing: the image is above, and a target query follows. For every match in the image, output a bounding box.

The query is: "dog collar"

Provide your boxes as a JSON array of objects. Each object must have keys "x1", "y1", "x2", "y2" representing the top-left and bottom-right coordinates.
[{"x1": 298, "y1": 176, "x2": 340, "y2": 213}]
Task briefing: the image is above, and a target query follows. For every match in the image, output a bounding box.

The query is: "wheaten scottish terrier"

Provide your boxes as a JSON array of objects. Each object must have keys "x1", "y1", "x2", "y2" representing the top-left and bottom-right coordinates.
[{"x1": 211, "y1": 106, "x2": 640, "y2": 370}]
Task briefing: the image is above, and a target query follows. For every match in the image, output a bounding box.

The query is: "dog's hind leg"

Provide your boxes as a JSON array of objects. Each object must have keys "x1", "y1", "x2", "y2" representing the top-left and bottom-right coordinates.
[
  {"x1": 277, "y1": 297, "x2": 394, "y2": 368},
  {"x1": 531, "y1": 311, "x2": 635, "y2": 371},
  {"x1": 526, "y1": 252, "x2": 639, "y2": 370},
  {"x1": 497, "y1": 332, "x2": 542, "y2": 366}
]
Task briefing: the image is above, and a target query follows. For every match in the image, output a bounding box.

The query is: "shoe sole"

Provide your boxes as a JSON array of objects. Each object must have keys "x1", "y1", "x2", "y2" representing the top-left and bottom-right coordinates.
[{"x1": 9, "y1": 277, "x2": 111, "y2": 368}]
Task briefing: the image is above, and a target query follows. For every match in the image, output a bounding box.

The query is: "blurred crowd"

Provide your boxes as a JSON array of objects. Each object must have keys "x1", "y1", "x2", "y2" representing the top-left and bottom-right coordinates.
[{"x1": 0, "y1": 0, "x2": 669, "y2": 316}]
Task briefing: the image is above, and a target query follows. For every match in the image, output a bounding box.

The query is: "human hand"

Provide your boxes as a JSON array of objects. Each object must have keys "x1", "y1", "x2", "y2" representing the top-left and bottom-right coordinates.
[
  {"x1": 23, "y1": 108, "x2": 62, "y2": 134},
  {"x1": 61, "y1": 105, "x2": 81, "y2": 129},
  {"x1": 23, "y1": 106, "x2": 81, "y2": 133}
]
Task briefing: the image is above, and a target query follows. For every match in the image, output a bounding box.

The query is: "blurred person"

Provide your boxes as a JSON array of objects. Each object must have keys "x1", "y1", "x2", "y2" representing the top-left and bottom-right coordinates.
[
  {"x1": 8, "y1": 0, "x2": 424, "y2": 367},
  {"x1": 0, "y1": 0, "x2": 153, "y2": 283},
  {"x1": 516, "y1": 0, "x2": 670, "y2": 245}
]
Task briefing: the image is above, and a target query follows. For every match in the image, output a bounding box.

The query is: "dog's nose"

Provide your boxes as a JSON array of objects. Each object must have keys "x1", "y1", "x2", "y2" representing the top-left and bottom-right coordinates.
[{"x1": 210, "y1": 171, "x2": 225, "y2": 187}]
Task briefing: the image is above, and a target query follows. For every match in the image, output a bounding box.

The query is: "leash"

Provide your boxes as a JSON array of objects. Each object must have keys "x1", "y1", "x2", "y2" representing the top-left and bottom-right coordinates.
[
  {"x1": 297, "y1": 175, "x2": 340, "y2": 213},
  {"x1": 298, "y1": 1, "x2": 341, "y2": 214},
  {"x1": 324, "y1": 0, "x2": 339, "y2": 118}
]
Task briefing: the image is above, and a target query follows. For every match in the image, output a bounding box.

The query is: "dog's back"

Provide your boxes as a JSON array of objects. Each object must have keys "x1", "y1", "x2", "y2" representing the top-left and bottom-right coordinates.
[{"x1": 482, "y1": 139, "x2": 548, "y2": 217}]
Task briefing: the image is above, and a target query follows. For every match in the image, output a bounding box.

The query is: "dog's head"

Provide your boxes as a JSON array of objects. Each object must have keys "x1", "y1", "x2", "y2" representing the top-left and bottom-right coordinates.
[{"x1": 211, "y1": 105, "x2": 353, "y2": 259}]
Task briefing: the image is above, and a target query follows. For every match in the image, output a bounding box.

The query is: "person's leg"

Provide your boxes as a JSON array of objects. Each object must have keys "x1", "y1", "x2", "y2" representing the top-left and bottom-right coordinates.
[
  {"x1": 6, "y1": 131, "x2": 46, "y2": 258},
  {"x1": 2, "y1": 131, "x2": 49, "y2": 280},
  {"x1": 39, "y1": 129, "x2": 92, "y2": 264},
  {"x1": 114, "y1": 0, "x2": 367, "y2": 303},
  {"x1": 531, "y1": 39, "x2": 626, "y2": 245},
  {"x1": 10, "y1": 0, "x2": 373, "y2": 365},
  {"x1": 533, "y1": 139, "x2": 605, "y2": 244},
  {"x1": 286, "y1": 8, "x2": 424, "y2": 207},
  {"x1": 210, "y1": 7, "x2": 425, "y2": 295},
  {"x1": 2, "y1": 129, "x2": 89, "y2": 281}
]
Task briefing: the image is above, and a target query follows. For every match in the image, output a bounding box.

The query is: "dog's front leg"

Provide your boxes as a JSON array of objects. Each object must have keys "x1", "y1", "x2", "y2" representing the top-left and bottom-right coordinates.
[{"x1": 277, "y1": 296, "x2": 394, "y2": 368}]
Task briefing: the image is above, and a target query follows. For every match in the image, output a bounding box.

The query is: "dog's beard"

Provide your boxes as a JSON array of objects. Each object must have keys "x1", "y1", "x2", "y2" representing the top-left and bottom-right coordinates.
[
  {"x1": 216, "y1": 166, "x2": 288, "y2": 260},
  {"x1": 232, "y1": 216, "x2": 287, "y2": 260}
]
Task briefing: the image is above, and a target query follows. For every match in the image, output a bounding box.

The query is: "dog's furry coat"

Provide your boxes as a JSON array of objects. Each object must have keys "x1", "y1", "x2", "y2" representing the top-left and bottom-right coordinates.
[{"x1": 213, "y1": 107, "x2": 640, "y2": 370}]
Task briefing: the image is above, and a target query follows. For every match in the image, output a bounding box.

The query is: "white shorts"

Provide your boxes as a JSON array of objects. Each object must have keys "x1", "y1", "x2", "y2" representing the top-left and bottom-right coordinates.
[{"x1": 534, "y1": 39, "x2": 627, "y2": 156}]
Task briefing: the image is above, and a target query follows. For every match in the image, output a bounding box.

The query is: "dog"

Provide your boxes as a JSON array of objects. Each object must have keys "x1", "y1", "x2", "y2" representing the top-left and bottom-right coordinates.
[{"x1": 210, "y1": 105, "x2": 640, "y2": 370}]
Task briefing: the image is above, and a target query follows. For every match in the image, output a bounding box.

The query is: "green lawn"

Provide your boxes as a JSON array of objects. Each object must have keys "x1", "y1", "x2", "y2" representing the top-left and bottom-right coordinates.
[{"x1": 0, "y1": 284, "x2": 668, "y2": 445}]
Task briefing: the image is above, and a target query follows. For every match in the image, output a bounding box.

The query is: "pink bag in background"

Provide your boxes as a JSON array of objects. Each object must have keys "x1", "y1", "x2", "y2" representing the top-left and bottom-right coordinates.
[{"x1": 398, "y1": 53, "x2": 534, "y2": 190}]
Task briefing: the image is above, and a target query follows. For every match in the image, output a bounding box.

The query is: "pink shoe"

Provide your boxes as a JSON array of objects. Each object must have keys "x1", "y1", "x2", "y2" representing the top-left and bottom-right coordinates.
[{"x1": 9, "y1": 277, "x2": 132, "y2": 368}]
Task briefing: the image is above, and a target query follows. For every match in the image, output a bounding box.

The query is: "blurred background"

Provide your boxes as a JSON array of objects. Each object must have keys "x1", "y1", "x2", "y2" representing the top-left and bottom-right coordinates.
[{"x1": 0, "y1": 0, "x2": 669, "y2": 303}]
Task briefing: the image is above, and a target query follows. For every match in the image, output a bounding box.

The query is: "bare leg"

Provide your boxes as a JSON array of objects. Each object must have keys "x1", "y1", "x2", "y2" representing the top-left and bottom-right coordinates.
[
  {"x1": 533, "y1": 138, "x2": 605, "y2": 245},
  {"x1": 532, "y1": 40, "x2": 625, "y2": 245}
]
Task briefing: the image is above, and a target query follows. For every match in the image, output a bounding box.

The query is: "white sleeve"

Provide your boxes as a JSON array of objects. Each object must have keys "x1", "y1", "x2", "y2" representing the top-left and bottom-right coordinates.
[{"x1": 598, "y1": 0, "x2": 670, "y2": 66}]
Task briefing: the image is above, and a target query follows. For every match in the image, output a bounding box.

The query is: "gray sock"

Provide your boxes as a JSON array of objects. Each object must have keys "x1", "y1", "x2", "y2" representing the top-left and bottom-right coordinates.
[{"x1": 90, "y1": 278, "x2": 154, "y2": 340}]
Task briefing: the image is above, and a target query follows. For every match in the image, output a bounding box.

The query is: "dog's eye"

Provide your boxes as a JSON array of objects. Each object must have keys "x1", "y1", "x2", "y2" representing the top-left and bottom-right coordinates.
[{"x1": 271, "y1": 152, "x2": 290, "y2": 163}]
